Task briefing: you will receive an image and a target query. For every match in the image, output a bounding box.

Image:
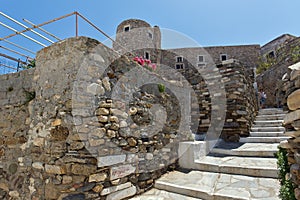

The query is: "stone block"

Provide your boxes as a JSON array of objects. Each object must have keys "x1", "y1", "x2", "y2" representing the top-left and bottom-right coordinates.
[
  {"x1": 110, "y1": 109, "x2": 128, "y2": 119},
  {"x1": 288, "y1": 89, "x2": 300, "y2": 110},
  {"x1": 102, "y1": 77, "x2": 111, "y2": 91},
  {"x1": 62, "y1": 175, "x2": 73, "y2": 184},
  {"x1": 90, "y1": 128, "x2": 106, "y2": 138},
  {"x1": 290, "y1": 69, "x2": 300, "y2": 81},
  {"x1": 96, "y1": 108, "x2": 110, "y2": 116},
  {"x1": 71, "y1": 164, "x2": 96, "y2": 175},
  {"x1": 89, "y1": 173, "x2": 107, "y2": 182},
  {"x1": 89, "y1": 138, "x2": 105, "y2": 146},
  {"x1": 110, "y1": 164, "x2": 136, "y2": 180},
  {"x1": 101, "y1": 182, "x2": 131, "y2": 196},
  {"x1": 32, "y1": 162, "x2": 44, "y2": 170},
  {"x1": 284, "y1": 110, "x2": 300, "y2": 125},
  {"x1": 105, "y1": 185, "x2": 136, "y2": 200},
  {"x1": 45, "y1": 164, "x2": 66, "y2": 174},
  {"x1": 97, "y1": 155, "x2": 126, "y2": 167},
  {"x1": 87, "y1": 83, "x2": 105, "y2": 95},
  {"x1": 51, "y1": 119, "x2": 62, "y2": 127}
]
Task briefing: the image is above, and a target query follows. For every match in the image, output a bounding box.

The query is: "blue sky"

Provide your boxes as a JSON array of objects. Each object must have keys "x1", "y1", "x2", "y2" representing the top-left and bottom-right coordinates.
[{"x1": 1, "y1": 0, "x2": 300, "y2": 72}]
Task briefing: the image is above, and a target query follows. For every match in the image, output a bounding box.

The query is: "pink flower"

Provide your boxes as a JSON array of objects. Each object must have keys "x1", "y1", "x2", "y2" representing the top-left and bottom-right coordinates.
[
  {"x1": 145, "y1": 59, "x2": 151, "y2": 64},
  {"x1": 150, "y1": 63, "x2": 157, "y2": 71}
]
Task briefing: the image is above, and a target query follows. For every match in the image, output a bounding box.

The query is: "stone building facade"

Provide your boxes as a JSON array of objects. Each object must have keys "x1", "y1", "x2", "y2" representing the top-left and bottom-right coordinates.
[{"x1": 260, "y1": 34, "x2": 296, "y2": 59}]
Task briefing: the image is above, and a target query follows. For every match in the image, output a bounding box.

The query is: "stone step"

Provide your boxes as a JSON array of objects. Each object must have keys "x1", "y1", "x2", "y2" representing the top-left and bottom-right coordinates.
[
  {"x1": 211, "y1": 142, "x2": 278, "y2": 157},
  {"x1": 194, "y1": 155, "x2": 278, "y2": 178},
  {"x1": 129, "y1": 188, "x2": 201, "y2": 200},
  {"x1": 255, "y1": 115, "x2": 285, "y2": 121},
  {"x1": 253, "y1": 120, "x2": 283, "y2": 127},
  {"x1": 240, "y1": 136, "x2": 290, "y2": 143},
  {"x1": 250, "y1": 131, "x2": 285, "y2": 137},
  {"x1": 155, "y1": 170, "x2": 280, "y2": 200},
  {"x1": 258, "y1": 108, "x2": 286, "y2": 115},
  {"x1": 250, "y1": 126, "x2": 285, "y2": 132}
]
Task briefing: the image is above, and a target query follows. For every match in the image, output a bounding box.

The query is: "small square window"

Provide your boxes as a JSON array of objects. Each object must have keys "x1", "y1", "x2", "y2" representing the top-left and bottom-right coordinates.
[
  {"x1": 144, "y1": 52, "x2": 150, "y2": 60},
  {"x1": 175, "y1": 64, "x2": 184, "y2": 69},
  {"x1": 148, "y1": 32, "x2": 153, "y2": 39},
  {"x1": 176, "y1": 56, "x2": 183, "y2": 63},
  {"x1": 124, "y1": 25, "x2": 130, "y2": 32},
  {"x1": 220, "y1": 54, "x2": 227, "y2": 61},
  {"x1": 198, "y1": 55, "x2": 205, "y2": 63},
  {"x1": 197, "y1": 63, "x2": 206, "y2": 67}
]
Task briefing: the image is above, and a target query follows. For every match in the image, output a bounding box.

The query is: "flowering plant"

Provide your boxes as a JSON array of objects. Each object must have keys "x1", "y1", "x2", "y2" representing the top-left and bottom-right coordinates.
[{"x1": 133, "y1": 56, "x2": 157, "y2": 71}]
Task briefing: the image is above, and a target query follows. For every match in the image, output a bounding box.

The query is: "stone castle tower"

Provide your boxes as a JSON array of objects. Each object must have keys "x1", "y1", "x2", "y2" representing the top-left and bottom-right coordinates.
[{"x1": 113, "y1": 19, "x2": 161, "y2": 62}]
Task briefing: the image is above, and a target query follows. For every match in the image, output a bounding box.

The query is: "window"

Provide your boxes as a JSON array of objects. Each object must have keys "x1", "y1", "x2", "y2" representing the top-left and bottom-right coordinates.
[
  {"x1": 148, "y1": 32, "x2": 153, "y2": 39},
  {"x1": 124, "y1": 25, "x2": 130, "y2": 32},
  {"x1": 267, "y1": 51, "x2": 275, "y2": 59},
  {"x1": 176, "y1": 56, "x2": 183, "y2": 63},
  {"x1": 175, "y1": 64, "x2": 184, "y2": 69},
  {"x1": 220, "y1": 54, "x2": 227, "y2": 61},
  {"x1": 197, "y1": 63, "x2": 206, "y2": 67},
  {"x1": 198, "y1": 55, "x2": 205, "y2": 63},
  {"x1": 144, "y1": 52, "x2": 150, "y2": 60}
]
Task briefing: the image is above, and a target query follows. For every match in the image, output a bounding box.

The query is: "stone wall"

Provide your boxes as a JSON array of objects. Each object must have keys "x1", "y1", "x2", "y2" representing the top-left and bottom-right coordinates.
[
  {"x1": 280, "y1": 63, "x2": 300, "y2": 199},
  {"x1": 0, "y1": 37, "x2": 193, "y2": 200},
  {"x1": 257, "y1": 37, "x2": 300, "y2": 108},
  {"x1": 260, "y1": 34, "x2": 296, "y2": 57}
]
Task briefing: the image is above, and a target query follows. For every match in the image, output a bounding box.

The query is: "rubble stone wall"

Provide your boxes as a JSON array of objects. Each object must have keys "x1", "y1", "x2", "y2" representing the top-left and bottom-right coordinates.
[
  {"x1": 0, "y1": 37, "x2": 192, "y2": 200},
  {"x1": 280, "y1": 64, "x2": 300, "y2": 199},
  {"x1": 257, "y1": 37, "x2": 300, "y2": 108}
]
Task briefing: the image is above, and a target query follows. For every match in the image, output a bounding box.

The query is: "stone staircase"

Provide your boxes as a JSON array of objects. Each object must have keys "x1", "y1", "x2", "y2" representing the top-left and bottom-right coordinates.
[{"x1": 130, "y1": 108, "x2": 288, "y2": 200}]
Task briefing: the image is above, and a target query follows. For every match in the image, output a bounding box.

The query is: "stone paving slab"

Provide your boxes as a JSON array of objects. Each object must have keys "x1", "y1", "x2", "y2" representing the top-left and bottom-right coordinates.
[
  {"x1": 211, "y1": 142, "x2": 278, "y2": 157},
  {"x1": 129, "y1": 188, "x2": 202, "y2": 200},
  {"x1": 194, "y1": 155, "x2": 278, "y2": 178},
  {"x1": 154, "y1": 170, "x2": 280, "y2": 200}
]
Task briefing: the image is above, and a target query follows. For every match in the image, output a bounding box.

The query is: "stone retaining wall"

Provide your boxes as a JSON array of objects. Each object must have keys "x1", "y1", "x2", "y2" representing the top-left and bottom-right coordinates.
[{"x1": 280, "y1": 63, "x2": 300, "y2": 199}]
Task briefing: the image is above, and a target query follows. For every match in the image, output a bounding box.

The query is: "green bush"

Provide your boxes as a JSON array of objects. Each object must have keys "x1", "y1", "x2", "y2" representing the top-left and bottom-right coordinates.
[
  {"x1": 275, "y1": 147, "x2": 296, "y2": 200},
  {"x1": 158, "y1": 83, "x2": 165, "y2": 93}
]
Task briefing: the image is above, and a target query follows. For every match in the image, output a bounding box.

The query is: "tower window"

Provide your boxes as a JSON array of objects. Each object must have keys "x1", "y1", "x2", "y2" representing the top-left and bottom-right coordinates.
[
  {"x1": 124, "y1": 25, "x2": 130, "y2": 32},
  {"x1": 220, "y1": 54, "x2": 227, "y2": 61},
  {"x1": 148, "y1": 32, "x2": 153, "y2": 39},
  {"x1": 144, "y1": 52, "x2": 150, "y2": 60},
  {"x1": 176, "y1": 56, "x2": 183, "y2": 63}
]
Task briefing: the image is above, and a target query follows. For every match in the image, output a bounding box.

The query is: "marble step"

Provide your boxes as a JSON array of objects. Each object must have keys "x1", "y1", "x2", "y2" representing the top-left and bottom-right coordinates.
[
  {"x1": 194, "y1": 155, "x2": 278, "y2": 178},
  {"x1": 239, "y1": 136, "x2": 289, "y2": 143},
  {"x1": 258, "y1": 109, "x2": 286, "y2": 115},
  {"x1": 155, "y1": 170, "x2": 280, "y2": 200},
  {"x1": 129, "y1": 188, "x2": 201, "y2": 200},
  {"x1": 252, "y1": 120, "x2": 283, "y2": 127},
  {"x1": 250, "y1": 126, "x2": 285, "y2": 132},
  {"x1": 211, "y1": 142, "x2": 278, "y2": 157},
  {"x1": 250, "y1": 131, "x2": 285, "y2": 137},
  {"x1": 255, "y1": 114, "x2": 285, "y2": 120}
]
